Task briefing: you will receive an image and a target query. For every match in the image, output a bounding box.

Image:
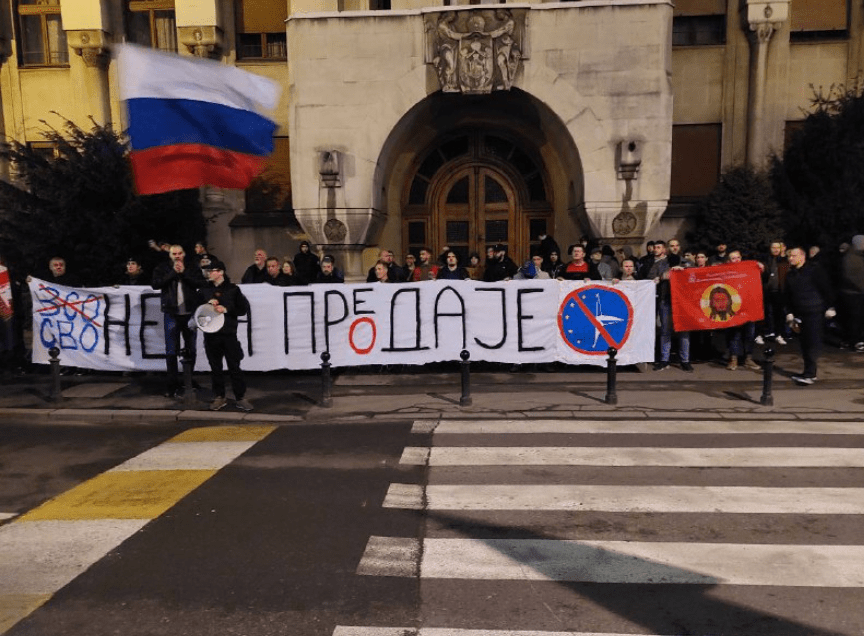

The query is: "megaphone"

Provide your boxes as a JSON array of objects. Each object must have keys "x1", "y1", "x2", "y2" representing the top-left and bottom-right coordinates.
[{"x1": 192, "y1": 303, "x2": 224, "y2": 333}]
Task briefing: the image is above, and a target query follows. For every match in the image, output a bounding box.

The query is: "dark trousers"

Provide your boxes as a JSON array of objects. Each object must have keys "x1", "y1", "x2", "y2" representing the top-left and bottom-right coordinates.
[
  {"x1": 798, "y1": 311, "x2": 823, "y2": 377},
  {"x1": 163, "y1": 313, "x2": 196, "y2": 391},
  {"x1": 762, "y1": 290, "x2": 789, "y2": 338},
  {"x1": 204, "y1": 332, "x2": 245, "y2": 399},
  {"x1": 726, "y1": 321, "x2": 756, "y2": 359}
]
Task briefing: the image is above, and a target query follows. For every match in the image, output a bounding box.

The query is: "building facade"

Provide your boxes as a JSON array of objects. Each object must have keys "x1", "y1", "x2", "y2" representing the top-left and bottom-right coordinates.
[{"x1": 0, "y1": 0, "x2": 859, "y2": 278}]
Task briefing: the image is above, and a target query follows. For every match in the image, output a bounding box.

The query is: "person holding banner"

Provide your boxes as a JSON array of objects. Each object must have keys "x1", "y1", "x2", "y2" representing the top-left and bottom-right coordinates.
[
  {"x1": 198, "y1": 259, "x2": 252, "y2": 412},
  {"x1": 646, "y1": 241, "x2": 692, "y2": 372},
  {"x1": 152, "y1": 244, "x2": 205, "y2": 398},
  {"x1": 785, "y1": 246, "x2": 836, "y2": 385},
  {"x1": 723, "y1": 249, "x2": 760, "y2": 371}
]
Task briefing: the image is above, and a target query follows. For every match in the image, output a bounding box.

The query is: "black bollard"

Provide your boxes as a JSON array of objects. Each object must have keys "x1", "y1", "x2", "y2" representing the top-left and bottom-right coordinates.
[
  {"x1": 320, "y1": 351, "x2": 332, "y2": 408},
  {"x1": 180, "y1": 347, "x2": 195, "y2": 408},
  {"x1": 48, "y1": 346, "x2": 62, "y2": 401},
  {"x1": 460, "y1": 349, "x2": 472, "y2": 407},
  {"x1": 760, "y1": 345, "x2": 775, "y2": 406},
  {"x1": 605, "y1": 347, "x2": 618, "y2": 405}
]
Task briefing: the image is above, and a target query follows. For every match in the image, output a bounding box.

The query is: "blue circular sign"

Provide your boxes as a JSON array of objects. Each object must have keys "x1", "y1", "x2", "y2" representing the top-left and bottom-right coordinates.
[{"x1": 558, "y1": 285, "x2": 634, "y2": 354}]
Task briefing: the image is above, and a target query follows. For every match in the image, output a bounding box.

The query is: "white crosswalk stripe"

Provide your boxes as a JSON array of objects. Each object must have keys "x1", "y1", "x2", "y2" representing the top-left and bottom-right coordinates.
[
  {"x1": 345, "y1": 418, "x2": 864, "y2": 635},
  {"x1": 383, "y1": 483, "x2": 864, "y2": 514},
  {"x1": 399, "y1": 446, "x2": 864, "y2": 467}
]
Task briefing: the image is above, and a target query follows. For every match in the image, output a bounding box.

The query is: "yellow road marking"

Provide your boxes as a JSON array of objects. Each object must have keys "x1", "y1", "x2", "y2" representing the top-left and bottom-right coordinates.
[
  {"x1": 18, "y1": 470, "x2": 217, "y2": 521},
  {"x1": 0, "y1": 594, "x2": 52, "y2": 633},
  {"x1": 169, "y1": 425, "x2": 276, "y2": 443}
]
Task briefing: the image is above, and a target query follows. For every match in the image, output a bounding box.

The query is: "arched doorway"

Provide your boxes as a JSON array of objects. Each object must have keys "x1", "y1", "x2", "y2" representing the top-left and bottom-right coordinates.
[
  {"x1": 435, "y1": 165, "x2": 515, "y2": 261},
  {"x1": 402, "y1": 130, "x2": 553, "y2": 265}
]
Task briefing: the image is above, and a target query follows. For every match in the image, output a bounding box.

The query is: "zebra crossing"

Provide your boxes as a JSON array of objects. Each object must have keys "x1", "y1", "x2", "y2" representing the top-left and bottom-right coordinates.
[{"x1": 340, "y1": 418, "x2": 864, "y2": 635}]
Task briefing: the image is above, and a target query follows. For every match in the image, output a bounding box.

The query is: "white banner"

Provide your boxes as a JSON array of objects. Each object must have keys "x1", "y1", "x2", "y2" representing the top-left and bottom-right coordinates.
[{"x1": 29, "y1": 278, "x2": 656, "y2": 371}]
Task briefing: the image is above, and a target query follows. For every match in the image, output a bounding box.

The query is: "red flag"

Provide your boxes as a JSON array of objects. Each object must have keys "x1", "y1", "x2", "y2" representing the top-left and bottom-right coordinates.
[
  {"x1": 0, "y1": 266, "x2": 13, "y2": 322},
  {"x1": 671, "y1": 261, "x2": 764, "y2": 331}
]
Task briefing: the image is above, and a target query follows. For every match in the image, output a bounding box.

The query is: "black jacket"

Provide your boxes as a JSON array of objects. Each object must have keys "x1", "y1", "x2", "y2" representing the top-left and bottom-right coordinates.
[
  {"x1": 198, "y1": 280, "x2": 249, "y2": 335},
  {"x1": 241, "y1": 264, "x2": 268, "y2": 284},
  {"x1": 484, "y1": 256, "x2": 519, "y2": 282},
  {"x1": 151, "y1": 258, "x2": 204, "y2": 315},
  {"x1": 293, "y1": 251, "x2": 320, "y2": 285},
  {"x1": 785, "y1": 262, "x2": 834, "y2": 316}
]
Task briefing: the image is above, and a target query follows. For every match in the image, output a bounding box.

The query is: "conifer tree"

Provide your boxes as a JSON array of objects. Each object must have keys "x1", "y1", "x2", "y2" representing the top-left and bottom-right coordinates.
[
  {"x1": 687, "y1": 165, "x2": 784, "y2": 255},
  {"x1": 772, "y1": 84, "x2": 864, "y2": 250},
  {"x1": 0, "y1": 117, "x2": 205, "y2": 285}
]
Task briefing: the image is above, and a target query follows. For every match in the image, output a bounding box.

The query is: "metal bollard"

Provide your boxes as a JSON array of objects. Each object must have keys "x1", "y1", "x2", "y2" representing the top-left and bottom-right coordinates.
[
  {"x1": 605, "y1": 347, "x2": 618, "y2": 405},
  {"x1": 180, "y1": 347, "x2": 195, "y2": 408},
  {"x1": 320, "y1": 351, "x2": 333, "y2": 408},
  {"x1": 760, "y1": 345, "x2": 775, "y2": 406},
  {"x1": 48, "y1": 346, "x2": 62, "y2": 401},
  {"x1": 460, "y1": 349, "x2": 472, "y2": 407}
]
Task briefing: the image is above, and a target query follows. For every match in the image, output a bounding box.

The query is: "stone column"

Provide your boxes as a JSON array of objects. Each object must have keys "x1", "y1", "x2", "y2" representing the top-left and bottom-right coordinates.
[{"x1": 745, "y1": 0, "x2": 789, "y2": 169}]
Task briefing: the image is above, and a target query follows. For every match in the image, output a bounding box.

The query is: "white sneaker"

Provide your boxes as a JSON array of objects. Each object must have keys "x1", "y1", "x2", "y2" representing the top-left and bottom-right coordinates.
[
  {"x1": 775, "y1": 335, "x2": 787, "y2": 345},
  {"x1": 754, "y1": 335, "x2": 764, "y2": 345}
]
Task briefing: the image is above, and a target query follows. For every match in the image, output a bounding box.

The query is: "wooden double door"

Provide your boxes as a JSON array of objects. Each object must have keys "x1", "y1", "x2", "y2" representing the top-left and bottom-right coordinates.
[{"x1": 436, "y1": 165, "x2": 522, "y2": 265}]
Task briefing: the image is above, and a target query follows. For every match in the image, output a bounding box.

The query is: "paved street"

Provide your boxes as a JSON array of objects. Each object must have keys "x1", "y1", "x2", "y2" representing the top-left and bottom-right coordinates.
[{"x1": 1, "y1": 412, "x2": 863, "y2": 635}]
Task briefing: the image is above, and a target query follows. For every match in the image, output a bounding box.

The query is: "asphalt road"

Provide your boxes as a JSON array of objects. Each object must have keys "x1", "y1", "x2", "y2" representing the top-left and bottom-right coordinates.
[{"x1": 2, "y1": 416, "x2": 864, "y2": 636}]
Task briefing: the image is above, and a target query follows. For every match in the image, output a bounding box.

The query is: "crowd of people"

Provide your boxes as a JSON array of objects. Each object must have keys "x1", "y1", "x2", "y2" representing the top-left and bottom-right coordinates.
[{"x1": 2, "y1": 231, "x2": 859, "y2": 394}]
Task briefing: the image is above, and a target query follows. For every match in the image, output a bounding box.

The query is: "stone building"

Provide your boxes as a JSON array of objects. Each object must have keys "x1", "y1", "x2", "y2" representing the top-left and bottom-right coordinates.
[{"x1": 0, "y1": 0, "x2": 858, "y2": 278}]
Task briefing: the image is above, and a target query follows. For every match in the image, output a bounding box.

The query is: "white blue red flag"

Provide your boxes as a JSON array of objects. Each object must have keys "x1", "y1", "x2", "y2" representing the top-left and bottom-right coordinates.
[{"x1": 116, "y1": 44, "x2": 280, "y2": 195}]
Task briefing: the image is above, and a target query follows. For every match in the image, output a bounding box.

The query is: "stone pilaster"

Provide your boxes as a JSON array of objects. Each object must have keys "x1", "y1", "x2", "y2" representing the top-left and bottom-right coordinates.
[
  {"x1": 177, "y1": 26, "x2": 223, "y2": 59},
  {"x1": 65, "y1": 30, "x2": 111, "y2": 125},
  {"x1": 745, "y1": 0, "x2": 789, "y2": 169}
]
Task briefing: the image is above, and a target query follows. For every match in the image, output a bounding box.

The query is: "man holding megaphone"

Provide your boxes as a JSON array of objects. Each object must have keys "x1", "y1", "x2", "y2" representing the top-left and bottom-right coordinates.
[{"x1": 198, "y1": 260, "x2": 253, "y2": 411}]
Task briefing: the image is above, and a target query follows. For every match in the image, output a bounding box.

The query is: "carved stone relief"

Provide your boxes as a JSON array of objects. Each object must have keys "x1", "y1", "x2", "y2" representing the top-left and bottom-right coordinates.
[{"x1": 425, "y1": 9, "x2": 527, "y2": 95}]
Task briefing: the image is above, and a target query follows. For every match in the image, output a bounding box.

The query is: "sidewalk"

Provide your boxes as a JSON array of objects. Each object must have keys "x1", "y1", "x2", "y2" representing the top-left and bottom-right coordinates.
[{"x1": 1, "y1": 346, "x2": 862, "y2": 424}]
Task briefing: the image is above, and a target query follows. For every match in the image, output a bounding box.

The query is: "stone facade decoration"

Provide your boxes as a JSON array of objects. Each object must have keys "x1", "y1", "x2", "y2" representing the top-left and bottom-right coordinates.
[{"x1": 424, "y1": 9, "x2": 528, "y2": 95}]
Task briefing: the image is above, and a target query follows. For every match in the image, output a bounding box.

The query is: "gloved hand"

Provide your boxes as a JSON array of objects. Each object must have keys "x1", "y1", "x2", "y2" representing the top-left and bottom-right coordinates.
[{"x1": 825, "y1": 307, "x2": 837, "y2": 319}]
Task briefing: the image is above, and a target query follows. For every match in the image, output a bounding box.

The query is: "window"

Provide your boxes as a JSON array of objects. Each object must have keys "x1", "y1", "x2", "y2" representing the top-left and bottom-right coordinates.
[
  {"x1": 672, "y1": 16, "x2": 726, "y2": 46},
  {"x1": 236, "y1": 0, "x2": 287, "y2": 61},
  {"x1": 671, "y1": 124, "x2": 722, "y2": 199},
  {"x1": 127, "y1": 1, "x2": 177, "y2": 52},
  {"x1": 784, "y1": 120, "x2": 806, "y2": 150},
  {"x1": 27, "y1": 141, "x2": 58, "y2": 161},
  {"x1": 672, "y1": 0, "x2": 726, "y2": 46},
  {"x1": 245, "y1": 137, "x2": 292, "y2": 213},
  {"x1": 790, "y1": 0, "x2": 847, "y2": 40},
  {"x1": 369, "y1": 0, "x2": 391, "y2": 9},
  {"x1": 16, "y1": 0, "x2": 68, "y2": 66}
]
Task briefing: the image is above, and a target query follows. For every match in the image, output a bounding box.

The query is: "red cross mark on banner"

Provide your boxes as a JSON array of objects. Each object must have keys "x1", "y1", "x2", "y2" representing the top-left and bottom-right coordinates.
[
  {"x1": 36, "y1": 285, "x2": 104, "y2": 328},
  {"x1": 558, "y1": 285, "x2": 633, "y2": 354}
]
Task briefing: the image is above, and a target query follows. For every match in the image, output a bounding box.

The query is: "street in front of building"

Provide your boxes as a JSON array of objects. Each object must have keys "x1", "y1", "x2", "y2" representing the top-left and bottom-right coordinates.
[{"x1": 1, "y1": 411, "x2": 863, "y2": 636}]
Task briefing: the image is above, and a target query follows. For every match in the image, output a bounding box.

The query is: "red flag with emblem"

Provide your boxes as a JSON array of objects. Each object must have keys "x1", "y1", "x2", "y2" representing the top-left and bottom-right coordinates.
[{"x1": 670, "y1": 261, "x2": 764, "y2": 331}]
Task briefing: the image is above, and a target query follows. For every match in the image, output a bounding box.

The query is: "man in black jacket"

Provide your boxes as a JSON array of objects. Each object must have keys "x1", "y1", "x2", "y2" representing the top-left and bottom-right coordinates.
[
  {"x1": 198, "y1": 259, "x2": 252, "y2": 411},
  {"x1": 483, "y1": 244, "x2": 519, "y2": 282},
  {"x1": 293, "y1": 241, "x2": 319, "y2": 284},
  {"x1": 151, "y1": 245, "x2": 204, "y2": 398},
  {"x1": 785, "y1": 245, "x2": 835, "y2": 385}
]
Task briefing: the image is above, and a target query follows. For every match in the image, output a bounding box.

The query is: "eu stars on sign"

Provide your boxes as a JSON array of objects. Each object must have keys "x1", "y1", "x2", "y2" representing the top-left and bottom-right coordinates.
[{"x1": 558, "y1": 285, "x2": 634, "y2": 354}]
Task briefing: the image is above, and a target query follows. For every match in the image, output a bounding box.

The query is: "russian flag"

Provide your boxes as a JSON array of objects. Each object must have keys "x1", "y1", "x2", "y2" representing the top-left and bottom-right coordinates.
[{"x1": 117, "y1": 44, "x2": 280, "y2": 195}]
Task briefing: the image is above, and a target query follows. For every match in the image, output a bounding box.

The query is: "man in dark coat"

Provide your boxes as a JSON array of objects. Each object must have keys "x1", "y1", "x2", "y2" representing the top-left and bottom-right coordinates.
[
  {"x1": 785, "y1": 245, "x2": 835, "y2": 385},
  {"x1": 293, "y1": 241, "x2": 320, "y2": 284},
  {"x1": 241, "y1": 249, "x2": 268, "y2": 284},
  {"x1": 151, "y1": 244, "x2": 204, "y2": 397},
  {"x1": 198, "y1": 259, "x2": 252, "y2": 412},
  {"x1": 483, "y1": 244, "x2": 519, "y2": 282}
]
